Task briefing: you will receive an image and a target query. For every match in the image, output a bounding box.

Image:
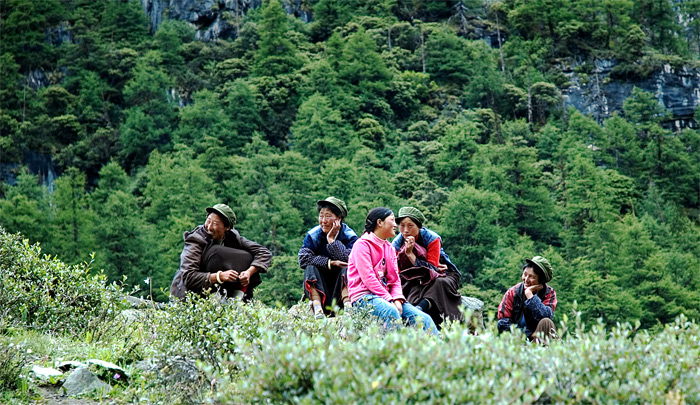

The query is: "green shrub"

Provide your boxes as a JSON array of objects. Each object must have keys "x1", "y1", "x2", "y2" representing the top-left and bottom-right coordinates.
[
  {"x1": 255, "y1": 255, "x2": 304, "y2": 308},
  {"x1": 0, "y1": 343, "x2": 26, "y2": 392},
  {"x1": 220, "y1": 314, "x2": 700, "y2": 404},
  {"x1": 0, "y1": 228, "x2": 125, "y2": 337},
  {"x1": 148, "y1": 296, "x2": 376, "y2": 368}
]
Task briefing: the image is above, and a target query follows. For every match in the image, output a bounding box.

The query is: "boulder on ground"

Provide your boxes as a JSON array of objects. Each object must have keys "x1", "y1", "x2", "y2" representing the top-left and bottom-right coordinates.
[
  {"x1": 461, "y1": 296, "x2": 485, "y2": 331},
  {"x1": 31, "y1": 365, "x2": 64, "y2": 384},
  {"x1": 61, "y1": 367, "x2": 110, "y2": 396}
]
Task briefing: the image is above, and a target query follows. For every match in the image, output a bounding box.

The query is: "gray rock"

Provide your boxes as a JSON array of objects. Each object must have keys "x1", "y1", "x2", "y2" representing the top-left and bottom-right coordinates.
[
  {"x1": 31, "y1": 365, "x2": 64, "y2": 383},
  {"x1": 56, "y1": 361, "x2": 86, "y2": 373},
  {"x1": 61, "y1": 367, "x2": 110, "y2": 396},
  {"x1": 138, "y1": 356, "x2": 204, "y2": 385},
  {"x1": 461, "y1": 296, "x2": 485, "y2": 330},
  {"x1": 158, "y1": 357, "x2": 204, "y2": 385},
  {"x1": 139, "y1": 0, "x2": 309, "y2": 40},
  {"x1": 563, "y1": 60, "x2": 700, "y2": 130},
  {"x1": 86, "y1": 359, "x2": 129, "y2": 384},
  {"x1": 123, "y1": 295, "x2": 165, "y2": 309},
  {"x1": 120, "y1": 309, "x2": 142, "y2": 323}
]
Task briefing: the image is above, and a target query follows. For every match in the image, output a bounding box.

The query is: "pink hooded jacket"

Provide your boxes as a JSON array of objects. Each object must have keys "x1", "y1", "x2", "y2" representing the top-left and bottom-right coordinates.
[{"x1": 347, "y1": 232, "x2": 406, "y2": 304}]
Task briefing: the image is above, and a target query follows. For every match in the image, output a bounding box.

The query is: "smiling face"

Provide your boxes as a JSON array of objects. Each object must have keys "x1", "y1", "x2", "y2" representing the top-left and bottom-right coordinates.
[
  {"x1": 318, "y1": 207, "x2": 339, "y2": 234},
  {"x1": 398, "y1": 217, "x2": 420, "y2": 240},
  {"x1": 205, "y1": 212, "x2": 229, "y2": 241},
  {"x1": 522, "y1": 266, "x2": 540, "y2": 288},
  {"x1": 374, "y1": 214, "x2": 397, "y2": 240}
]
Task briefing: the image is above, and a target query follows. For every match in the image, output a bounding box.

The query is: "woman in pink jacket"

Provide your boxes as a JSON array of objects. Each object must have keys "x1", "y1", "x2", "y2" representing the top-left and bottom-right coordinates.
[{"x1": 347, "y1": 207, "x2": 438, "y2": 335}]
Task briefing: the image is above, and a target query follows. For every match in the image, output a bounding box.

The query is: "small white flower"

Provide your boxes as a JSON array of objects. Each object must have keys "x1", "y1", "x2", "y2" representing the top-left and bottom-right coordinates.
[{"x1": 144, "y1": 278, "x2": 150, "y2": 285}]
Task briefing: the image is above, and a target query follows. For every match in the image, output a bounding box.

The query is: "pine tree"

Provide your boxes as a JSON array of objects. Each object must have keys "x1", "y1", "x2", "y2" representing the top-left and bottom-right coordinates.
[{"x1": 252, "y1": 0, "x2": 303, "y2": 77}]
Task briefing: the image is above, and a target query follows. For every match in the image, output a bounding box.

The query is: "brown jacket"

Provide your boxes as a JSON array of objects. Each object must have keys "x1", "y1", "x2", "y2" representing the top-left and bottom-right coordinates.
[{"x1": 170, "y1": 225, "x2": 272, "y2": 300}]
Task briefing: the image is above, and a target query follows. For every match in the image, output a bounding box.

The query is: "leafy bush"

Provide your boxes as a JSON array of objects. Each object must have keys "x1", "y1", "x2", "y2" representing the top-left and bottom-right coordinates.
[
  {"x1": 220, "y1": 314, "x2": 700, "y2": 404},
  {"x1": 255, "y1": 255, "x2": 304, "y2": 308},
  {"x1": 0, "y1": 343, "x2": 26, "y2": 392},
  {"x1": 147, "y1": 296, "x2": 375, "y2": 368},
  {"x1": 0, "y1": 228, "x2": 125, "y2": 337}
]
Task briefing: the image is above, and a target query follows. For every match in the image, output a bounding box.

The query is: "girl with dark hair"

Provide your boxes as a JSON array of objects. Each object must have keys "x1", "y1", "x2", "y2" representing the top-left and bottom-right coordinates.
[{"x1": 347, "y1": 207, "x2": 438, "y2": 335}]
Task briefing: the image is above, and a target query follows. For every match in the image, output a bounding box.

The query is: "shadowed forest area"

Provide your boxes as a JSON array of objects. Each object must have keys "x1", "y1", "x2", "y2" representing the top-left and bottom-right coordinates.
[{"x1": 2, "y1": 0, "x2": 700, "y2": 331}]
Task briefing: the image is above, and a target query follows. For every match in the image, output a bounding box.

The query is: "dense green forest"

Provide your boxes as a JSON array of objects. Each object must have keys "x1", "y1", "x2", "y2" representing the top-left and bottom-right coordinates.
[{"x1": 2, "y1": 0, "x2": 700, "y2": 330}]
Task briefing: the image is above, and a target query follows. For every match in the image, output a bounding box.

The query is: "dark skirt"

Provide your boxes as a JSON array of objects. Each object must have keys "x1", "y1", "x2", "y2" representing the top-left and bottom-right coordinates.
[
  {"x1": 202, "y1": 244, "x2": 259, "y2": 300},
  {"x1": 402, "y1": 270, "x2": 463, "y2": 326},
  {"x1": 304, "y1": 265, "x2": 347, "y2": 314}
]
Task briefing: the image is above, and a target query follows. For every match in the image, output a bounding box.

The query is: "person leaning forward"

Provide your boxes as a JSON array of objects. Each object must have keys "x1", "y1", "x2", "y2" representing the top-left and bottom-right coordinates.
[
  {"x1": 497, "y1": 256, "x2": 557, "y2": 343},
  {"x1": 170, "y1": 204, "x2": 272, "y2": 301}
]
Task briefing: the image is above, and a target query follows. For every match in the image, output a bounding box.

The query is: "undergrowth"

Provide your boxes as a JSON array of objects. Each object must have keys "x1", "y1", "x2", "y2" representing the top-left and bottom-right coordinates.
[{"x1": 1, "y1": 228, "x2": 699, "y2": 404}]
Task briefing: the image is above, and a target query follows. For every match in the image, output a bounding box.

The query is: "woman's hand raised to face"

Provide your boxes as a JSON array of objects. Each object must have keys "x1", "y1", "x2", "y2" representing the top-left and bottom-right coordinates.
[
  {"x1": 524, "y1": 284, "x2": 543, "y2": 300},
  {"x1": 404, "y1": 236, "x2": 417, "y2": 265},
  {"x1": 327, "y1": 220, "x2": 341, "y2": 244}
]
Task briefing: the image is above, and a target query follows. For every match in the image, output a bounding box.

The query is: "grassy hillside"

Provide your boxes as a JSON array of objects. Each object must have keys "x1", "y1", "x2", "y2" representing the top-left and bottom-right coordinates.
[{"x1": 1, "y1": 229, "x2": 699, "y2": 403}]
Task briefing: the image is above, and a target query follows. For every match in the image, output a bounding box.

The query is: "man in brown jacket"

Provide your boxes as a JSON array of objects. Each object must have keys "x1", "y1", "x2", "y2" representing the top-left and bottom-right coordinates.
[{"x1": 170, "y1": 204, "x2": 272, "y2": 301}]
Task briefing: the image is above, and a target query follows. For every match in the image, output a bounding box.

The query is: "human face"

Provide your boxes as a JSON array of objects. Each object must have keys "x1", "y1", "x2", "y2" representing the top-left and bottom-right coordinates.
[
  {"x1": 318, "y1": 207, "x2": 340, "y2": 234},
  {"x1": 398, "y1": 217, "x2": 420, "y2": 240},
  {"x1": 205, "y1": 213, "x2": 229, "y2": 241},
  {"x1": 522, "y1": 266, "x2": 540, "y2": 288},
  {"x1": 374, "y1": 214, "x2": 397, "y2": 240}
]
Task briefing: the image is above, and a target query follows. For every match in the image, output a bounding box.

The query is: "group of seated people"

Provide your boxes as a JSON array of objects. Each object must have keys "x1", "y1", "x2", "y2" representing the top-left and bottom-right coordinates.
[{"x1": 169, "y1": 199, "x2": 558, "y2": 342}]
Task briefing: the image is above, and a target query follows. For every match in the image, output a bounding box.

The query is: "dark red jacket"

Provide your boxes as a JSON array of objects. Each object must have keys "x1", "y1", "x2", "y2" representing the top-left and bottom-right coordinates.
[{"x1": 497, "y1": 282, "x2": 557, "y2": 337}]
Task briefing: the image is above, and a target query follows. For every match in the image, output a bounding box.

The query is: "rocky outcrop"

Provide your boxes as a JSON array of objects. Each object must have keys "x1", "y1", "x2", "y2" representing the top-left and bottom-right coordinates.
[
  {"x1": 61, "y1": 367, "x2": 111, "y2": 396},
  {"x1": 563, "y1": 59, "x2": 700, "y2": 130},
  {"x1": 139, "y1": 0, "x2": 310, "y2": 41}
]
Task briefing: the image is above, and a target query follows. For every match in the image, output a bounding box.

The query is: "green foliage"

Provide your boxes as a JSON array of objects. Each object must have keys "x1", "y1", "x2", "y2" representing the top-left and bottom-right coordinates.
[
  {"x1": 254, "y1": 256, "x2": 304, "y2": 307},
  {"x1": 438, "y1": 184, "x2": 510, "y2": 277},
  {"x1": 228, "y1": 313, "x2": 700, "y2": 404},
  {"x1": 291, "y1": 93, "x2": 355, "y2": 160},
  {"x1": 3, "y1": 0, "x2": 700, "y2": 333},
  {"x1": 2, "y1": 237, "x2": 700, "y2": 403},
  {"x1": 48, "y1": 167, "x2": 97, "y2": 263},
  {"x1": 252, "y1": 0, "x2": 304, "y2": 77},
  {"x1": 0, "y1": 228, "x2": 124, "y2": 335},
  {"x1": 0, "y1": 343, "x2": 26, "y2": 392}
]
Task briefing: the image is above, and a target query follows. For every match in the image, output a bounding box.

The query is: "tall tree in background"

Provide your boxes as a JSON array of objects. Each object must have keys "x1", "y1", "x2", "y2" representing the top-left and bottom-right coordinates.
[
  {"x1": 252, "y1": 0, "x2": 304, "y2": 77},
  {"x1": 90, "y1": 161, "x2": 146, "y2": 287},
  {"x1": 48, "y1": 167, "x2": 96, "y2": 264},
  {"x1": 0, "y1": 171, "x2": 50, "y2": 244},
  {"x1": 291, "y1": 93, "x2": 355, "y2": 161},
  {"x1": 1, "y1": 0, "x2": 65, "y2": 71},
  {"x1": 120, "y1": 51, "x2": 176, "y2": 170}
]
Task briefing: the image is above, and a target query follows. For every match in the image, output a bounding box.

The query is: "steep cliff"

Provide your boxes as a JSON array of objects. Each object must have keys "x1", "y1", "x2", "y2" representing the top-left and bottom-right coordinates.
[
  {"x1": 563, "y1": 59, "x2": 699, "y2": 129},
  {"x1": 139, "y1": 0, "x2": 310, "y2": 40}
]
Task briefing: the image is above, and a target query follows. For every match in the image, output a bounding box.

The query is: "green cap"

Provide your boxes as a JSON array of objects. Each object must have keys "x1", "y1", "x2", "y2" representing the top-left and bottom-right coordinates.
[
  {"x1": 206, "y1": 203, "x2": 236, "y2": 227},
  {"x1": 525, "y1": 256, "x2": 554, "y2": 283},
  {"x1": 317, "y1": 196, "x2": 348, "y2": 218},
  {"x1": 396, "y1": 206, "x2": 426, "y2": 228}
]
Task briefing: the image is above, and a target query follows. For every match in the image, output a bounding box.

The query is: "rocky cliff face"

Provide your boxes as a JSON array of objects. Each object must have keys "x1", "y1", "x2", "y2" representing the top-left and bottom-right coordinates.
[
  {"x1": 139, "y1": 0, "x2": 310, "y2": 41},
  {"x1": 563, "y1": 60, "x2": 700, "y2": 130}
]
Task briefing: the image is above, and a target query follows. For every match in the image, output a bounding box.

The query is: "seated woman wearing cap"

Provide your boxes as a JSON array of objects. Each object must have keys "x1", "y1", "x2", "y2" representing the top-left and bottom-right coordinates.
[
  {"x1": 298, "y1": 197, "x2": 358, "y2": 317},
  {"x1": 392, "y1": 207, "x2": 464, "y2": 328},
  {"x1": 170, "y1": 204, "x2": 272, "y2": 301},
  {"x1": 497, "y1": 256, "x2": 557, "y2": 342},
  {"x1": 347, "y1": 207, "x2": 438, "y2": 335}
]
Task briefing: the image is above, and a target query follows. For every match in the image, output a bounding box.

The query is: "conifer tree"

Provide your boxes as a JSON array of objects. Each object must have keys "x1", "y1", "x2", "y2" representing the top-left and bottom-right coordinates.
[{"x1": 252, "y1": 0, "x2": 303, "y2": 77}]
